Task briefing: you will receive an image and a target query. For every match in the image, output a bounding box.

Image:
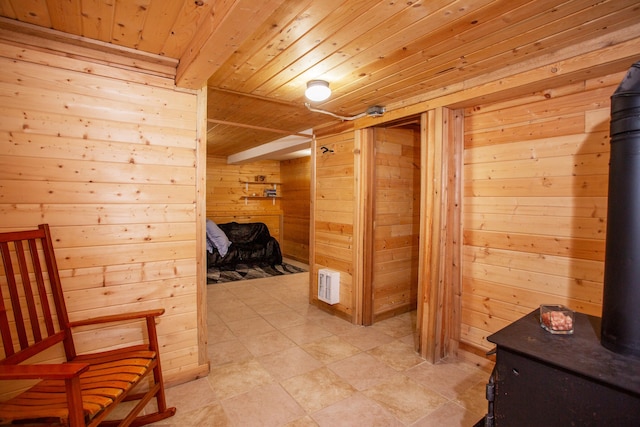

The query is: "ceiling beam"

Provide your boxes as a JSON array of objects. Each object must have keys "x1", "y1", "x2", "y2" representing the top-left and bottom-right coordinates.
[
  {"x1": 176, "y1": 0, "x2": 286, "y2": 89},
  {"x1": 207, "y1": 118, "x2": 311, "y2": 138},
  {"x1": 227, "y1": 131, "x2": 313, "y2": 164}
]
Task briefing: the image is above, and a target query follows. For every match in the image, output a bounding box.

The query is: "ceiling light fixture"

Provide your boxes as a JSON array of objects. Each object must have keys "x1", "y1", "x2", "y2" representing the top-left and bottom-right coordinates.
[{"x1": 305, "y1": 80, "x2": 331, "y2": 102}]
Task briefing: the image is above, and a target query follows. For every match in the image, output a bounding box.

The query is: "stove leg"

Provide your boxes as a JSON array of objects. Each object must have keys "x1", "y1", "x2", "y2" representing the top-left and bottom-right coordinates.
[{"x1": 484, "y1": 365, "x2": 496, "y2": 427}]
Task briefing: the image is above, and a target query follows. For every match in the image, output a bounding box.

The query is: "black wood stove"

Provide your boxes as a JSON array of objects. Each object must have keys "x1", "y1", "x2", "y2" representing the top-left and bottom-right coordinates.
[{"x1": 481, "y1": 310, "x2": 640, "y2": 426}]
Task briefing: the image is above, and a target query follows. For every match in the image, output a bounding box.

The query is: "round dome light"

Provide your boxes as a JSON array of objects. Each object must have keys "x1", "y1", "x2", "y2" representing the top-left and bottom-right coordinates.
[{"x1": 305, "y1": 80, "x2": 331, "y2": 102}]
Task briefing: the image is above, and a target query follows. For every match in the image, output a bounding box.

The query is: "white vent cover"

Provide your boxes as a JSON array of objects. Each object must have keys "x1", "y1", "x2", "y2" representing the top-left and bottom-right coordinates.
[{"x1": 318, "y1": 268, "x2": 340, "y2": 305}]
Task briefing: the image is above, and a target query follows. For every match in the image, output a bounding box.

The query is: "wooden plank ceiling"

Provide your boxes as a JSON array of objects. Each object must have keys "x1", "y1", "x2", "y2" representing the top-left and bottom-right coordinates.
[{"x1": 0, "y1": 0, "x2": 638, "y2": 157}]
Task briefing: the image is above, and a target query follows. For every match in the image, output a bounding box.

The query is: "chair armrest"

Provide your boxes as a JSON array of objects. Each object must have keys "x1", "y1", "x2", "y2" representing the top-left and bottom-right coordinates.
[
  {"x1": 0, "y1": 363, "x2": 89, "y2": 380},
  {"x1": 68, "y1": 308, "x2": 165, "y2": 327}
]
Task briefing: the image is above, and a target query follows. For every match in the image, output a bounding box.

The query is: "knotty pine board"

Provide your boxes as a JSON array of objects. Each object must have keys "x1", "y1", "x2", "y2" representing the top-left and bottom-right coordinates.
[
  {"x1": 311, "y1": 131, "x2": 357, "y2": 321},
  {"x1": 0, "y1": 35, "x2": 205, "y2": 385},
  {"x1": 372, "y1": 127, "x2": 420, "y2": 319},
  {"x1": 280, "y1": 156, "x2": 310, "y2": 263},
  {"x1": 460, "y1": 74, "x2": 616, "y2": 351}
]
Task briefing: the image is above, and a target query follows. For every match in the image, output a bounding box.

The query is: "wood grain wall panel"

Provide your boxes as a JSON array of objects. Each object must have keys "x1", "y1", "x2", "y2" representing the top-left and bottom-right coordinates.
[
  {"x1": 0, "y1": 35, "x2": 207, "y2": 384},
  {"x1": 0, "y1": 204, "x2": 196, "y2": 228},
  {"x1": 1, "y1": 130, "x2": 197, "y2": 165},
  {"x1": 372, "y1": 127, "x2": 420, "y2": 320},
  {"x1": 281, "y1": 156, "x2": 310, "y2": 263},
  {"x1": 464, "y1": 132, "x2": 610, "y2": 164},
  {"x1": 463, "y1": 229, "x2": 605, "y2": 262},
  {"x1": 59, "y1": 259, "x2": 196, "y2": 292},
  {"x1": 464, "y1": 196, "x2": 608, "y2": 218},
  {"x1": 461, "y1": 74, "x2": 616, "y2": 351},
  {"x1": 205, "y1": 155, "x2": 282, "y2": 241},
  {"x1": 311, "y1": 131, "x2": 356, "y2": 321}
]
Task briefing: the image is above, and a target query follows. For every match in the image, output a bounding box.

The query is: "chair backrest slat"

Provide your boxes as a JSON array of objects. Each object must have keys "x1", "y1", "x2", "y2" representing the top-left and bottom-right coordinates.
[
  {"x1": 0, "y1": 225, "x2": 74, "y2": 364},
  {"x1": 0, "y1": 241, "x2": 29, "y2": 351},
  {"x1": 16, "y1": 239, "x2": 43, "y2": 344},
  {"x1": 0, "y1": 243, "x2": 16, "y2": 357},
  {"x1": 29, "y1": 238, "x2": 56, "y2": 337}
]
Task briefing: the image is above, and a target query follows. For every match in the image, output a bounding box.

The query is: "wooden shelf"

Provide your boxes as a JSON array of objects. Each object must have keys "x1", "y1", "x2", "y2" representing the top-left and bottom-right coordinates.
[
  {"x1": 241, "y1": 181, "x2": 281, "y2": 185},
  {"x1": 241, "y1": 181, "x2": 281, "y2": 205},
  {"x1": 240, "y1": 196, "x2": 282, "y2": 199}
]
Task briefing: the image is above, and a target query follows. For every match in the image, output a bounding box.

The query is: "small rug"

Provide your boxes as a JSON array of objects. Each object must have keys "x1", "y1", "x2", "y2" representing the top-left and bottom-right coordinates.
[{"x1": 207, "y1": 262, "x2": 307, "y2": 284}]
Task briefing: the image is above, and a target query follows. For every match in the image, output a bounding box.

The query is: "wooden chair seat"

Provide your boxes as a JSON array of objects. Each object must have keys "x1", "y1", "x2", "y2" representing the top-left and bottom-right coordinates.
[
  {"x1": 0, "y1": 224, "x2": 176, "y2": 427},
  {"x1": 0, "y1": 349, "x2": 157, "y2": 424}
]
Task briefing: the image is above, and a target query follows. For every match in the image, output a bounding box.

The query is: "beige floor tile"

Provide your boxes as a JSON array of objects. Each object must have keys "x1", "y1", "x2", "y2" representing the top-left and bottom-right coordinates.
[
  {"x1": 280, "y1": 321, "x2": 333, "y2": 345},
  {"x1": 328, "y1": 352, "x2": 398, "y2": 391},
  {"x1": 222, "y1": 383, "x2": 305, "y2": 427},
  {"x1": 281, "y1": 367, "x2": 356, "y2": 413},
  {"x1": 163, "y1": 402, "x2": 231, "y2": 427},
  {"x1": 315, "y1": 314, "x2": 360, "y2": 335},
  {"x1": 287, "y1": 301, "x2": 316, "y2": 314},
  {"x1": 363, "y1": 375, "x2": 448, "y2": 424},
  {"x1": 302, "y1": 335, "x2": 361, "y2": 364},
  {"x1": 312, "y1": 393, "x2": 403, "y2": 427},
  {"x1": 283, "y1": 415, "x2": 319, "y2": 427},
  {"x1": 208, "y1": 323, "x2": 236, "y2": 344},
  {"x1": 262, "y1": 310, "x2": 307, "y2": 329},
  {"x1": 338, "y1": 325, "x2": 396, "y2": 351},
  {"x1": 452, "y1": 379, "x2": 488, "y2": 420},
  {"x1": 208, "y1": 339, "x2": 253, "y2": 367},
  {"x1": 223, "y1": 282, "x2": 264, "y2": 298},
  {"x1": 207, "y1": 288, "x2": 242, "y2": 305},
  {"x1": 217, "y1": 304, "x2": 260, "y2": 323},
  {"x1": 250, "y1": 300, "x2": 292, "y2": 316},
  {"x1": 368, "y1": 340, "x2": 425, "y2": 371},
  {"x1": 239, "y1": 329, "x2": 298, "y2": 357},
  {"x1": 225, "y1": 315, "x2": 276, "y2": 337},
  {"x1": 210, "y1": 296, "x2": 247, "y2": 312},
  {"x1": 371, "y1": 312, "x2": 416, "y2": 338},
  {"x1": 277, "y1": 292, "x2": 310, "y2": 305},
  {"x1": 399, "y1": 331, "x2": 419, "y2": 348},
  {"x1": 206, "y1": 284, "x2": 232, "y2": 296},
  {"x1": 259, "y1": 347, "x2": 323, "y2": 381},
  {"x1": 207, "y1": 311, "x2": 225, "y2": 326},
  {"x1": 208, "y1": 359, "x2": 274, "y2": 400},
  {"x1": 240, "y1": 294, "x2": 281, "y2": 309},
  {"x1": 411, "y1": 401, "x2": 479, "y2": 427},
  {"x1": 163, "y1": 377, "x2": 217, "y2": 414},
  {"x1": 406, "y1": 359, "x2": 488, "y2": 400}
]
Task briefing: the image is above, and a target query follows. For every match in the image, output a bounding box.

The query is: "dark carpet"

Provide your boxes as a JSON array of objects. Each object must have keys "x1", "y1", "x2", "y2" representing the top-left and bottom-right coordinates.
[{"x1": 207, "y1": 262, "x2": 307, "y2": 284}]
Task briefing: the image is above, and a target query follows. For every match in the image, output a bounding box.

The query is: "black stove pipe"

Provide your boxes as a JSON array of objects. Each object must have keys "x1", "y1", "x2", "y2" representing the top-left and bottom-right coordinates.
[{"x1": 601, "y1": 61, "x2": 640, "y2": 357}]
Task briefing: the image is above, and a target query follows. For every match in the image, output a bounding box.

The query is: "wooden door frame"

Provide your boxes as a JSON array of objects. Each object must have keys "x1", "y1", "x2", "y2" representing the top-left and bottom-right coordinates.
[
  {"x1": 354, "y1": 108, "x2": 463, "y2": 361},
  {"x1": 359, "y1": 128, "x2": 376, "y2": 326},
  {"x1": 416, "y1": 107, "x2": 463, "y2": 362}
]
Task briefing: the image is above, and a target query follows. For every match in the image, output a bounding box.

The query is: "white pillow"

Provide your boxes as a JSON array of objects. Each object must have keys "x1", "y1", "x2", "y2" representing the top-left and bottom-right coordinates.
[{"x1": 206, "y1": 219, "x2": 231, "y2": 257}]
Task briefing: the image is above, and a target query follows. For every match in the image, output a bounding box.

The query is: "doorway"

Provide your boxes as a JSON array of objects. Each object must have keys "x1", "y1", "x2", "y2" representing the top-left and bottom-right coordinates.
[{"x1": 362, "y1": 116, "x2": 422, "y2": 325}]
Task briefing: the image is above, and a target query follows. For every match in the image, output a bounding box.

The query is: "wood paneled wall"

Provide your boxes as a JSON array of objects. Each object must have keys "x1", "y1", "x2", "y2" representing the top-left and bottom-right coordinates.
[
  {"x1": 371, "y1": 127, "x2": 420, "y2": 321},
  {"x1": 311, "y1": 131, "x2": 357, "y2": 321},
  {"x1": 206, "y1": 156, "x2": 282, "y2": 241},
  {"x1": 0, "y1": 32, "x2": 208, "y2": 384},
  {"x1": 461, "y1": 73, "x2": 620, "y2": 352},
  {"x1": 281, "y1": 156, "x2": 310, "y2": 264}
]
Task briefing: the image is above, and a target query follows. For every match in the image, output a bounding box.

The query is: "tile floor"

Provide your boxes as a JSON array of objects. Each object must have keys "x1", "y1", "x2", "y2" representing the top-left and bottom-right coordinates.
[{"x1": 151, "y1": 266, "x2": 491, "y2": 426}]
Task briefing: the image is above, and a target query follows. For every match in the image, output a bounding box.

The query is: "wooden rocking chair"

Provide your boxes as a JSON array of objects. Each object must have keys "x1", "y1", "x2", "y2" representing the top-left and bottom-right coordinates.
[{"x1": 0, "y1": 224, "x2": 176, "y2": 426}]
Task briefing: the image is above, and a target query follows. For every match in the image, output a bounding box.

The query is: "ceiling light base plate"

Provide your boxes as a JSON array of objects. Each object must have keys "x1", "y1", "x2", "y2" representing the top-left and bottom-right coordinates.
[{"x1": 366, "y1": 106, "x2": 386, "y2": 117}]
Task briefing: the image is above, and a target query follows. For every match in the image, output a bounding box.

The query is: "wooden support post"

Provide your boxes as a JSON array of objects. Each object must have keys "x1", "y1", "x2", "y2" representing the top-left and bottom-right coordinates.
[{"x1": 417, "y1": 107, "x2": 463, "y2": 362}]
